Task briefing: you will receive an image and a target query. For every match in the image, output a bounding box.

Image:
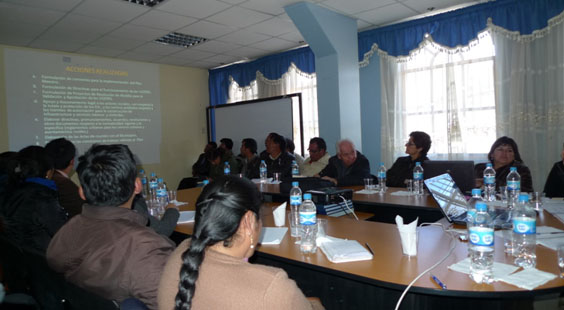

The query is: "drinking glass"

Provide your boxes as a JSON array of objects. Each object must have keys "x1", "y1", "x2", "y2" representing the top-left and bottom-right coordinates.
[
  {"x1": 501, "y1": 222, "x2": 514, "y2": 255},
  {"x1": 558, "y1": 244, "x2": 564, "y2": 278},
  {"x1": 364, "y1": 178, "x2": 374, "y2": 192}
]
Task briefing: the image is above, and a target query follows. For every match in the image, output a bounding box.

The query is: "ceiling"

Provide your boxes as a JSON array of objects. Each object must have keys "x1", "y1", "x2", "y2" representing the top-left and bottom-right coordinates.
[{"x1": 0, "y1": 0, "x2": 480, "y2": 69}]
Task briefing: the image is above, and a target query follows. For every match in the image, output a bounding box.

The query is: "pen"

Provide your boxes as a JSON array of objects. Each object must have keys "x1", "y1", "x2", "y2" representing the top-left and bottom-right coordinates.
[
  {"x1": 365, "y1": 242, "x2": 374, "y2": 255},
  {"x1": 430, "y1": 274, "x2": 447, "y2": 290}
]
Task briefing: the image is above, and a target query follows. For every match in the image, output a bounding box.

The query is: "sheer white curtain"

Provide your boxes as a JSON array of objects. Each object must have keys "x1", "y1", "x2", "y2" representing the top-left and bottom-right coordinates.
[
  {"x1": 490, "y1": 13, "x2": 564, "y2": 191},
  {"x1": 227, "y1": 63, "x2": 318, "y2": 157},
  {"x1": 379, "y1": 32, "x2": 497, "y2": 168}
]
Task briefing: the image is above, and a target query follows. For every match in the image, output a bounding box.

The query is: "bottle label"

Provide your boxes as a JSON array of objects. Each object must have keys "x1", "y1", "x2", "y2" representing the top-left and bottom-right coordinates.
[
  {"x1": 484, "y1": 175, "x2": 495, "y2": 185},
  {"x1": 507, "y1": 180, "x2": 520, "y2": 191},
  {"x1": 149, "y1": 181, "x2": 157, "y2": 189},
  {"x1": 156, "y1": 188, "x2": 167, "y2": 198},
  {"x1": 378, "y1": 171, "x2": 386, "y2": 178},
  {"x1": 513, "y1": 217, "x2": 536, "y2": 234},
  {"x1": 292, "y1": 167, "x2": 299, "y2": 175},
  {"x1": 141, "y1": 178, "x2": 147, "y2": 185},
  {"x1": 466, "y1": 210, "x2": 476, "y2": 223},
  {"x1": 260, "y1": 167, "x2": 267, "y2": 174},
  {"x1": 469, "y1": 227, "x2": 494, "y2": 246},
  {"x1": 224, "y1": 167, "x2": 230, "y2": 175},
  {"x1": 413, "y1": 172, "x2": 423, "y2": 180},
  {"x1": 299, "y1": 211, "x2": 316, "y2": 225},
  {"x1": 290, "y1": 195, "x2": 302, "y2": 206}
]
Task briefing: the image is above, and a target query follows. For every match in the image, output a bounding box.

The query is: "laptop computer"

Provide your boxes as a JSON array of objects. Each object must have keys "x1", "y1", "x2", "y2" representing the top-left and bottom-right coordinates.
[
  {"x1": 424, "y1": 173, "x2": 508, "y2": 227},
  {"x1": 423, "y1": 160, "x2": 475, "y2": 194}
]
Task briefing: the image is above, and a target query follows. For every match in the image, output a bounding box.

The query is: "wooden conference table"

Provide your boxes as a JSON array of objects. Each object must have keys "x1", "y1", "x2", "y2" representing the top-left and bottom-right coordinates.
[
  {"x1": 174, "y1": 187, "x2": 564, "y2": 310},
  {"x1": 259, "y1": 183, "x2": 444, "y2": 224}
]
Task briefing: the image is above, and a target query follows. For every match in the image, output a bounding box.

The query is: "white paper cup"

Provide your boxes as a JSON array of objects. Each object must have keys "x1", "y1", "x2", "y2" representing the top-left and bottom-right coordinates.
[{"x1": 272, "y1": 205, "x2": 286, "y2": 227}]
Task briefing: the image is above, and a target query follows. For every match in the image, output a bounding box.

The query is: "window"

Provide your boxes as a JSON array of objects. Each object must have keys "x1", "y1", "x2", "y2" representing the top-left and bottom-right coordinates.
[{"x1": 400, "y1": 32, "x2": 496, "y2": 160}]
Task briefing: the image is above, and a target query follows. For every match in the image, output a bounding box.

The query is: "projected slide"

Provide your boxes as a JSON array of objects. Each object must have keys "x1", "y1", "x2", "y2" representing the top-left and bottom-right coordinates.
[{"x1": 4, "y1": 48, "x2": 161, "y2": 164}]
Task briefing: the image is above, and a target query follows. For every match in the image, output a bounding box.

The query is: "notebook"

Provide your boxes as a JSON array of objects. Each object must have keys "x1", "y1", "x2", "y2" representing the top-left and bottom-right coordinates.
[{"x1": 424, "y1": 173, "x2": 506, "y2": 226}]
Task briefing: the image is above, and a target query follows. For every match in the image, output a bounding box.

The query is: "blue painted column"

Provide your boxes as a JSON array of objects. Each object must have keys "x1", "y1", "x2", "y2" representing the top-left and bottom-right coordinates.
[{"x1": 285, "y1": 2, "x2": 362, "y2": 154}]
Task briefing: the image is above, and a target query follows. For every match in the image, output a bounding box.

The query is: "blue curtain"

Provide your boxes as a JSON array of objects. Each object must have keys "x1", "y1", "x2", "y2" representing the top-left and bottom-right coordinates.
[
  {"x1": 208, "y1": 46, "x2": 315, "y2": 107},
  {"x1": 358, "y1": 0, "x2": 564, "y2": 60}
]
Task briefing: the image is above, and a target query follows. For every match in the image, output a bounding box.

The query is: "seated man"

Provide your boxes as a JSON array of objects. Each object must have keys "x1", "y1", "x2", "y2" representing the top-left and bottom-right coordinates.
[
  {"x1": 219, "y1": 138, "x2": 241, "y2": 174},
  {"x1": 240, "y1": 138, "x2": 261, "y2": 179},
  {"x1": 300, "y1": 137, "x2": 331, "y2": 177},
  {"x1": 317, "y1": 139, "x2": 371, "y2": 186},
  {"x1": 260, "y1": 133, "x2": 295, "y2": 178},
  {"x1": 47, "y1": 144, "x2": 175, "y2": 309},
  {"x1": 45, "y1": 137, "x2": 84, "y2": 218},
  {"x1": 191, "y1": 142, "x2": 216, "y2": 178}
]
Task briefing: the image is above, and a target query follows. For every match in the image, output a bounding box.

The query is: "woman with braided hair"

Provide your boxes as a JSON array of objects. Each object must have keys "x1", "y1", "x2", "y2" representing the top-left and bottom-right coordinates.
[{"x1": 158, "y1": 176, "x2": 324, "y2": 310}]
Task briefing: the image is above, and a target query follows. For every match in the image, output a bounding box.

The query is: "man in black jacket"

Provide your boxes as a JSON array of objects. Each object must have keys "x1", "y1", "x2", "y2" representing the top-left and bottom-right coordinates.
[{"x1": 317, "y1": 139, "x2": 371, "y2": 186}]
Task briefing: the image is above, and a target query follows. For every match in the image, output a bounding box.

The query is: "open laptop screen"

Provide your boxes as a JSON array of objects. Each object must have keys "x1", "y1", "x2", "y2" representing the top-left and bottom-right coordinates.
[
  {"x1": 423, "y1": 160, "x2": 475, "y2": 194},
  {"x1": 424, "y1": 173, "x2": 468, "y2": 222}
]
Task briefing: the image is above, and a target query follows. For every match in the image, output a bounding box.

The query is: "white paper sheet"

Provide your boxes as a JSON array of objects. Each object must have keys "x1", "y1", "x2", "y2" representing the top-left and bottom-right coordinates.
[
  {"x1": 177, "y1": 211, "x2": 195, "y2": 223},
  {"x1": 259, "y1": 227, "x2": 288, "y2": 245}
]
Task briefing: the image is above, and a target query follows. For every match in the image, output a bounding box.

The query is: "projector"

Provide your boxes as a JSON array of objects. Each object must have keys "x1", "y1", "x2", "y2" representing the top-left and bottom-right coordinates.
[{"x1": 306, "y1": 187, "x2": 353, "y2": 205}]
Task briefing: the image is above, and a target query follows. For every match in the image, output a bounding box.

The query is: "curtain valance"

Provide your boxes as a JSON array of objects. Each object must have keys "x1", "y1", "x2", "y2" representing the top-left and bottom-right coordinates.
[
  {"x1": 208, "y1": 46, "x2": 315, "y2": 107},
  {"x1": 358, "y1": 0, "x2": 564, "y2": 62}
]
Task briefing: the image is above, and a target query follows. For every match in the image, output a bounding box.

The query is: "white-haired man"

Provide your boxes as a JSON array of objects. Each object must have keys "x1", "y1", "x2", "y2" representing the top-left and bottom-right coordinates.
[{"x1": 316, "y1": 139, "x2": 371, "y2": 186}]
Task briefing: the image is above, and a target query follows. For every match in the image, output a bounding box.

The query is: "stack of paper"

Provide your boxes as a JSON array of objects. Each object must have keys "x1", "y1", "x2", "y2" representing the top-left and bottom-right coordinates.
[{"x1": 320, "y1": 238, "x2": 373, "y2": 263}]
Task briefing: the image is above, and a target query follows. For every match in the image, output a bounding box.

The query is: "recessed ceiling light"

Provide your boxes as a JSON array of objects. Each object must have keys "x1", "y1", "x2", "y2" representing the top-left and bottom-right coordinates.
[
  {"x1": 123, "y1": 0, "x2": 164, "y2": 7},
  {"x1": 154, "y1": 32, "x2": 208, "y2": 48}
]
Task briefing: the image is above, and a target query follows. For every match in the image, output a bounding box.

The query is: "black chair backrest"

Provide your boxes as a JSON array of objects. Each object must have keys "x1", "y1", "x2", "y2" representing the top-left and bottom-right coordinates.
[
  {"x1": 0, "y1": 233, "x2": 30, "y2": 294},
  {"x1": 19, "y1": 246, "x2": 119, "y2": 310},
  {"x1": 177, "y1": 177, "x2": 199, "y2": 190}
]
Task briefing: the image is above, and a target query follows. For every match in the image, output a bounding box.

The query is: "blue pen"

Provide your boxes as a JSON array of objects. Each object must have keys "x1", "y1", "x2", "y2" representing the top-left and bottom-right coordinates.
[{"x1": 430, "y1": 274, "x2": 447, "y2": 290}]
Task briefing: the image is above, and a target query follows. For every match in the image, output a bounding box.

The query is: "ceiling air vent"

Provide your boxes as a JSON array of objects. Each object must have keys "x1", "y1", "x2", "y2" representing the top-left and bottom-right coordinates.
[{"x1": 154, "y1": 32, "x2": 208, "y2": 48}]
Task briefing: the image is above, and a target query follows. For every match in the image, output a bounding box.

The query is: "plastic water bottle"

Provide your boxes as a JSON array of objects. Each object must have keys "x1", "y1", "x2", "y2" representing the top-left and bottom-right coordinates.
[
  {"x1": 468, "y1": 202, "x2": 494, "y2": 284},
  {"x1": 224, "y1": 161, "x2": 231, "y2": 175},
  {"x1": 259, "y1": 160, "x2": 267, "y2": 183},
  {"x1": 289, "y1": 182, "x2": 302, "y2": 237},
  {"x1": 291, "y1": 160, "x2": 299, "y2": 176},
  {"x1": 377, "y1": 162, "x2": 387, "y2": 193},
  {"x1": 483, "y1": 163, "x2": 496, "y2": 201},
  {"x1": 149, "y1": 172, "x2": 158, "y2": 198},
  {"x1": 506, "y1": 167, "x2": 521, "y2": 208},
  {"x1": 413, "y1": 162, "x2": 424, "y2": 196},
  {"x1": 299, "y1": 193, "x2": 317, "y2": 254},
  {"x1": 139, "y1": 169, "x2": 148, "y2": 198},
  {"x1": 466, "y1": 188, "x2": 483, "y2": 235},
  {"x1": 156, "y1": 178, "x2": 167, "y2": 201},
  {"x1": 202, "y1": 179, "x2": 209, "y2": 187},
  {"x1": 513, "y1": 193, "x2": 536, "y2": 268},
  {"x1": 155, "y1": 178, "x2": 167, "y2": 218}
]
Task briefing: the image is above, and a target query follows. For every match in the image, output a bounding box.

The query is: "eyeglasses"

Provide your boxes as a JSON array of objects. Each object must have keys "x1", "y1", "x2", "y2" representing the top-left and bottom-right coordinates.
[{"x1": 405, "y1": 142, "x2": 415, "y2": 147}]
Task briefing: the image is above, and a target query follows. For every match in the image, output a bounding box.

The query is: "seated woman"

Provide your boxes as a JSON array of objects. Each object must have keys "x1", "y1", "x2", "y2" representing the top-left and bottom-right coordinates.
[
  {"x1": 474, "y1": 136, "x2": 533, "y2": 193},
  {"x1": 158, "y1": 176, "x2": 324, "y2": 310},
  {"x1": 386, "y1": 131, "x2": 432, "y2": 187},
  {"x1": 543, "y1": 143, "x2": 564, "y2": 198},
  {"x1": 0, "y1": 146, "x2": 68, "y2": 252}
]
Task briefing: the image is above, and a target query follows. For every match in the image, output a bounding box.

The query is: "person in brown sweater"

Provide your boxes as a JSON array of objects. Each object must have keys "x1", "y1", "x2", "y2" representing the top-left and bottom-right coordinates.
[{"x1": 158, "y1": 176, "x2": 324, "y2": 310}]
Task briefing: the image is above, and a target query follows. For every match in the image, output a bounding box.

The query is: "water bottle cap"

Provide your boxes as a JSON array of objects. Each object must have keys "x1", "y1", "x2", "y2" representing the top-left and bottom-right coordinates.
[
  {"x1": 261, "y1": 160, "x2": 265, "y2": 163},
  {"x1": 224, "y1": 161, "x2": 228, "y2": 164},
  {"x1": 139, "y1": 169, "x2": 144, "y2": 173},
  {"x1": 158, "y1": 178, "x2": 163, "y2": 182},
  {"x1": 202, "y1": 180, "x2": 209, "y2": 185},
  {"x1": 151, "y1": 172, "x2": 156, "y2": 176},
  {"x1": 380, "y1": 162, "x2": 385, "y2": 166},
  {"x1": 486, "y1": 163, "x2": 493, "y2": 168},
  {"x1": 518, "y1": 193, "x2": 529, "y2": 202},
  {"x1": 475, "y1": 202, "x2": 487, "y2": 211},
  {"x1": 472, "y1": 188, "x2": 481, "y2": 196},
  {"x1": 303, "y1": 193, "x2": 312, "y2": 200},
  {"x1": 510, "y1": 167, "x2": 517, "y2": 172},
  {"x1": 292, "y1": 181, "x2": 299, "y2": 187},
  {"x1": 415, "y1": 162, "x2": 421, "y2": 166}
]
